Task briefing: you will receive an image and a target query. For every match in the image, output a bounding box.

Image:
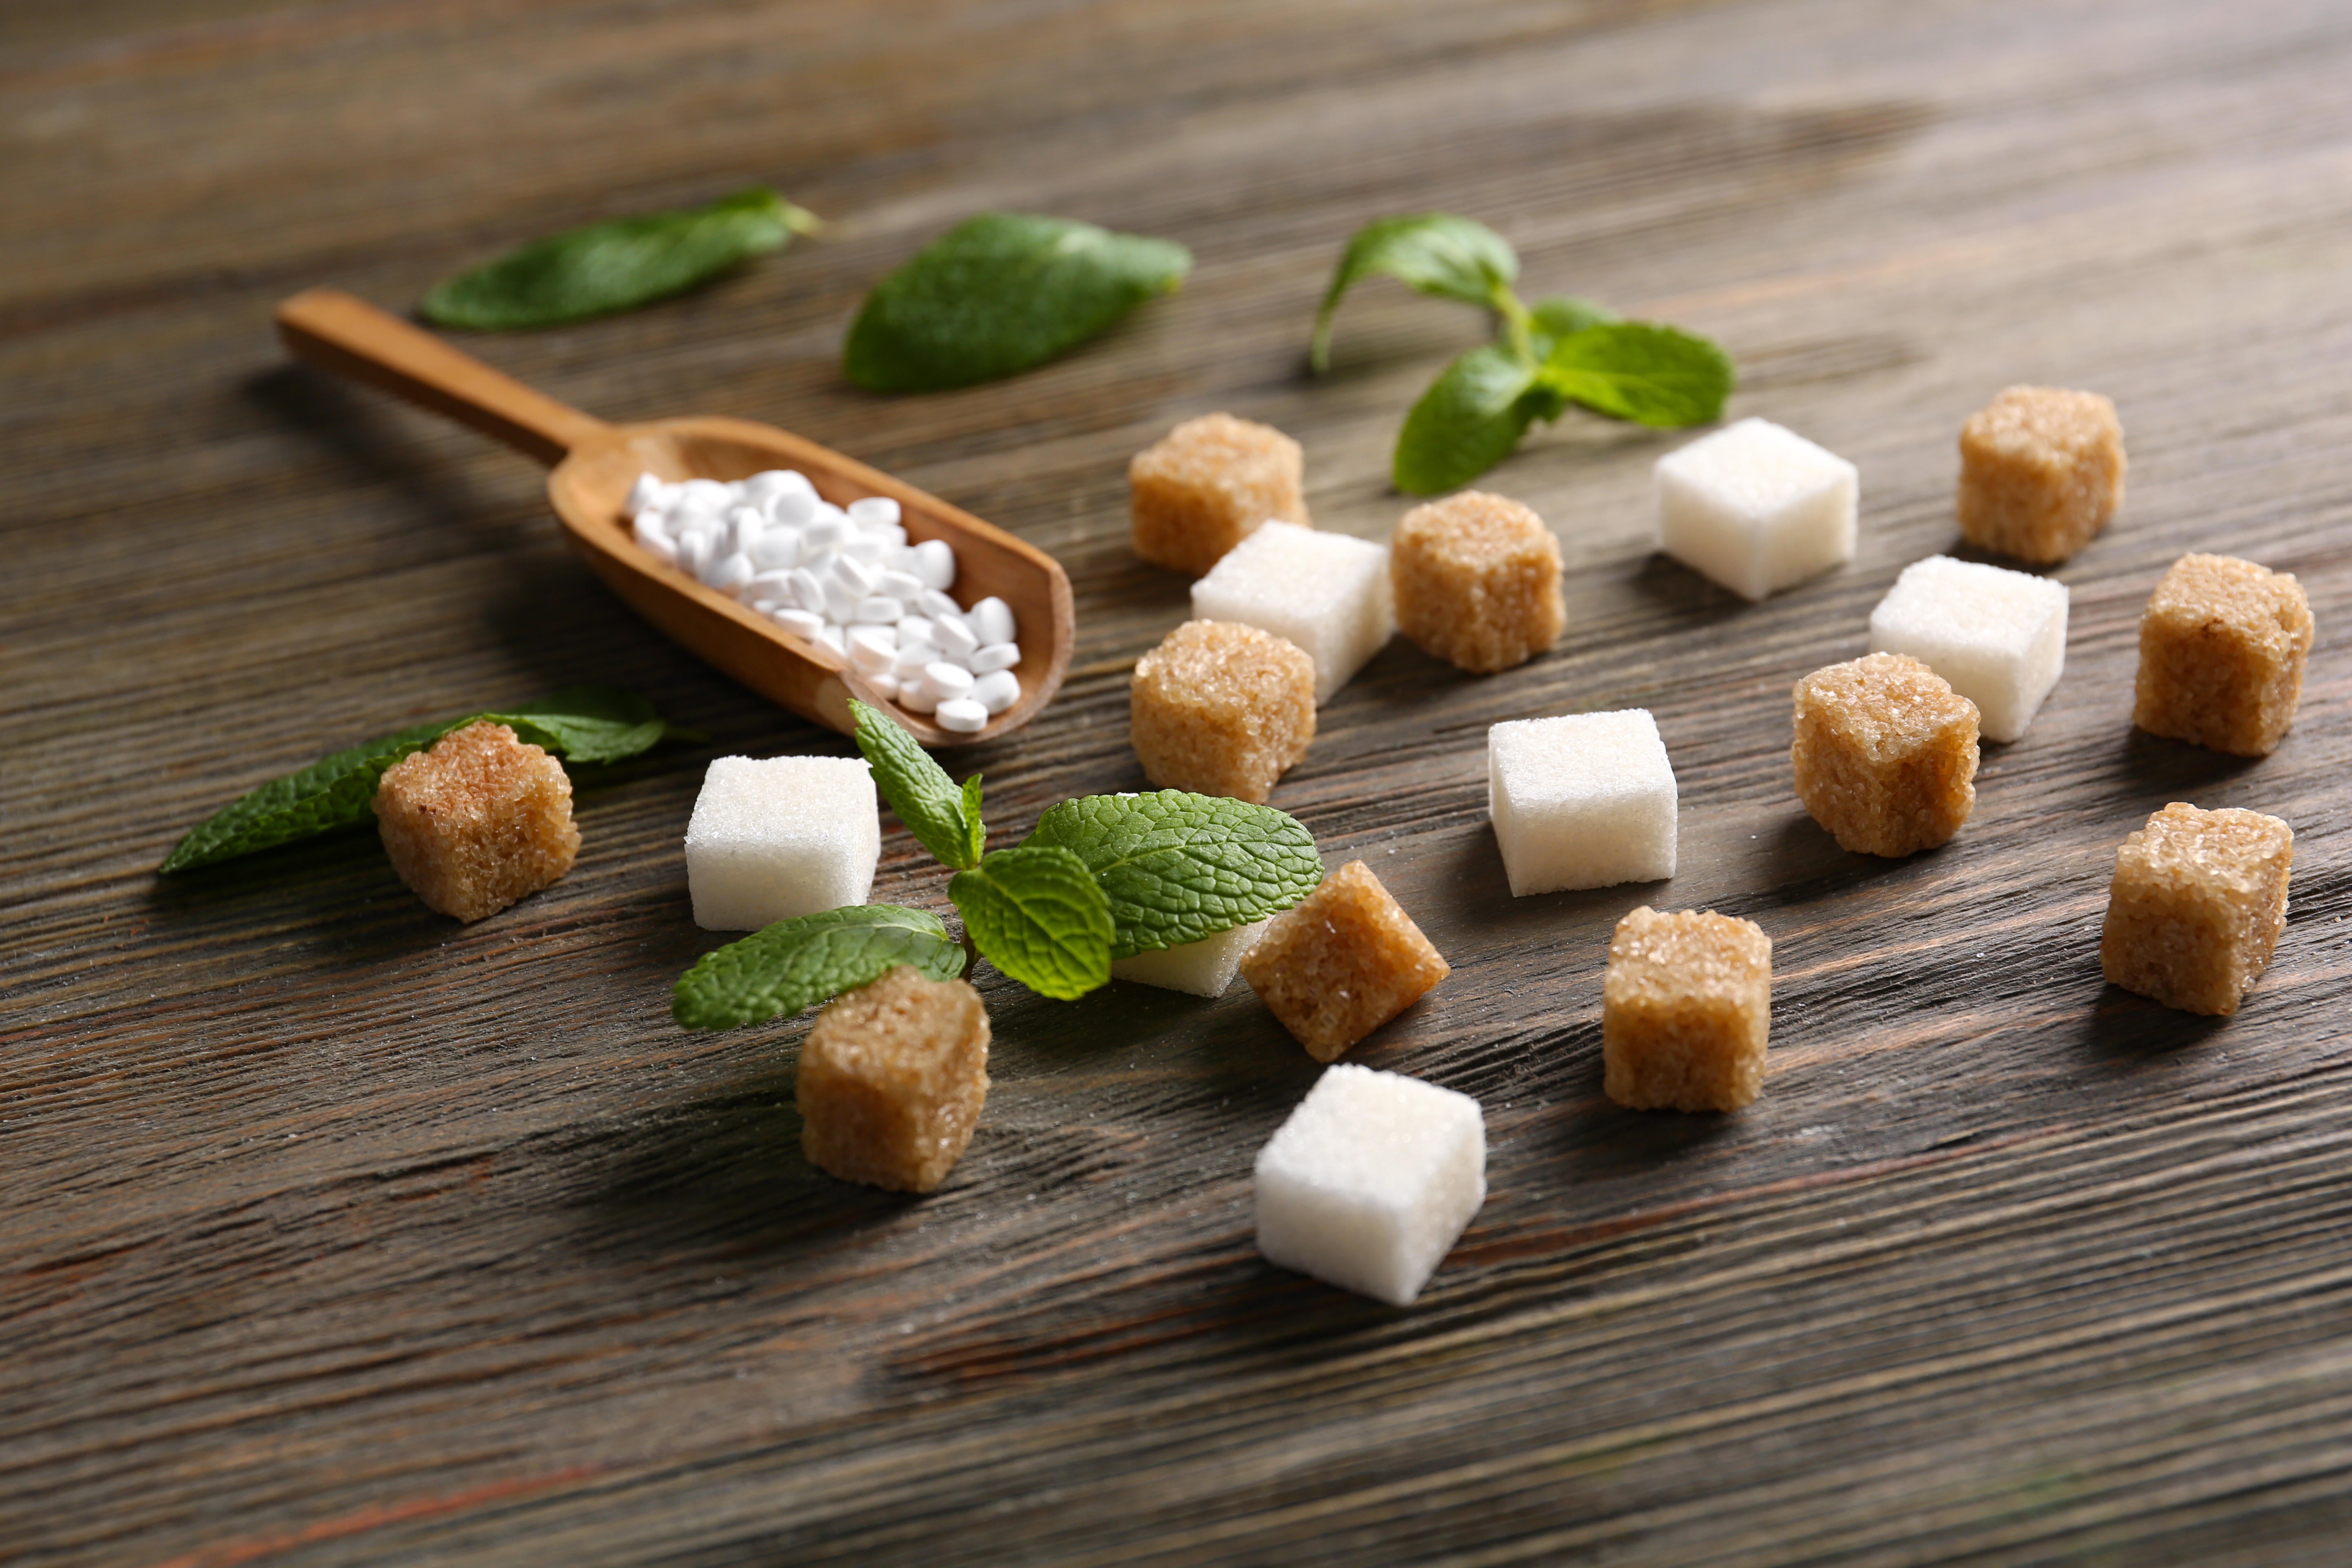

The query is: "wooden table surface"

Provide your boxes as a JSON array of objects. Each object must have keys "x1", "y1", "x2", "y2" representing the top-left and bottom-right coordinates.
[{"x1": 9, "y1": 1, "x2": 2352, "y2": 1562}]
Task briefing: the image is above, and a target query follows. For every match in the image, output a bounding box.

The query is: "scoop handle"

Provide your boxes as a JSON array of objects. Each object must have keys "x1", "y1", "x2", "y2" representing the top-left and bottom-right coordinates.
[{"x1": 275, "y1": 289, "x2": 609, "y2": 466}]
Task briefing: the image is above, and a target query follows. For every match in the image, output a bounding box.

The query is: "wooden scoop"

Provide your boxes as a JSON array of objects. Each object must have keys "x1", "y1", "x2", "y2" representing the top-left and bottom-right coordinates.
[{"x1": 275, "y1": 288, "x2": 1073, "y2": 747}]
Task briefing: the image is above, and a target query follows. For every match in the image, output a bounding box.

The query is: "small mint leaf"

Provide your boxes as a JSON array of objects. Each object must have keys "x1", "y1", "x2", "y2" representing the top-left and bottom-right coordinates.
[
  {"x1": 1024, "y1": 791, "x2": 1323, "y2": 958},
  {"x1": 844, "y1": 213, "x2": 1192, "y2": 393},
  {"x1": 1527, "y1": 295, "x2": 1619, "y2": 354},
  {"x1": 1537, "y1": 321, "x2": 1734, "y2": 428},
  {"x1": 421, "y1": 187, "x2": 816, "y2": 331},
  {"x1": 672, "y1": 906, "x2": 963, "y2": 1031},
  {"x1": 1391, "y1": 343, "x2": 1549, "y2": 496},
  {"x1": 949, "y1": 846, "x2": 1112, "y2": 1000},
  {"x1": 1311, "y1": 213, "x2": 1519, "y2": 372},
  {"x1": 851, "y1": 698, "x2": 984, "y2": 870},
  {"x1": 485, "y1": 686, "x2": 684, "y2": 764}
]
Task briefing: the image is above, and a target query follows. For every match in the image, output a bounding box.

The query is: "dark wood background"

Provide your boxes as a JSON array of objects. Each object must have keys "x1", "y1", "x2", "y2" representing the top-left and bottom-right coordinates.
[{"x1": 8, "y1": 1, "x2": 2352, "y2": 1562}]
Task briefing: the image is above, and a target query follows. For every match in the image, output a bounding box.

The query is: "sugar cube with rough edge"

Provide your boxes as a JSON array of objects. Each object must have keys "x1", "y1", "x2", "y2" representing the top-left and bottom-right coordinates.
[
  {"x1": 2100, "y1": 803, "x2": 2293, "y2": 1017},
  {"x1": 1957, "y1": 386, "x2": 2125, "y2": 564},
  {"x1": 1654, "y1": 418, "x2": 1858, "y2": 602},
  {"x1": 796, "y1": 965, "x2": 991, "y2": 1193},
  {"x1": 1254, "y1": 1063, "x2": 1486, "y2": 1307},
  {"x1": 1867, "y1": 554, "x2": 2069, "y2": 744},
  {"x1": 1487, "y1": 710, "x2": 1677, "y2": 896},
  {"x1": 1129, "y1": 412, "x2": 1310, "y2": 577},
  {"x1": 1129, "y1": 620, "x2": 1316, "y2": 804},
  {"x1": 1240, "y1": 860, "x2": 1449, "y2": 1061},
  {"x1": 1792, "y1": 653, "x2": 1980, "y2": 858},
  {"x1": 684, "y1": 755, "x2": 880, "y2": 931},
  {"x1": 1191, "y1": 521, "x2": 1393, "y2": 704},
  {"x1": 1109, "y1": 918, "x2": 1269, "y2": 997},
  {"x1": 1603, "y1": 906, "x2": 1772, "y2": 1113},
  {"x1": 2133, "y1": 553, "x2": 2314, "y2": 758},
  {"x1": 1389, "y1": 490, "x2": 1565, "y2": 674},
  {"x1": 373, "y1": 722, "x2": 580, "y2": 923}
]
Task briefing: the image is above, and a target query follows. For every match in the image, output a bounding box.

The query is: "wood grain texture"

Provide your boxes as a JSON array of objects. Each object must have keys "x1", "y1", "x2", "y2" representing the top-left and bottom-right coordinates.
[{"x1": 5, "y1": 0, "x2": 2352, "y2": 1563}]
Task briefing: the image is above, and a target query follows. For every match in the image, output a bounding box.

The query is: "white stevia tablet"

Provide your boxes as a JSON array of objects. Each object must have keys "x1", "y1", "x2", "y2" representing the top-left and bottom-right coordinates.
[
  {"x1": 1255, "y1": 1063, "x2": 1487, "y2": 1307},
  {"x1": 782, "y1": 568, "x2": 824, "y2": 614},
  {"x1": 676, "y1": 478, "x2": 734, "y2": 514},
  {"x1": 673, "y1": 530, "x2": 714, "y2": 581},
  {"x1": 1488, "y1": 709, "x2": 1678, "y2": 895},
  {"x1": 912, "y1": 539, "x2": 958, "y2": 592},
  {"x1": 934, "y1": 614, "x2": 981, "y2": 660},
  {"x1": 1110, "y1": 918, "x2": 1266, "y2": 997},
  {"x1": 751, "y1": 526, "x2": 801, "y2": 572},
  {"x1": 969, "y1": 668, "x2": 1021, "y2": 715},
  {"x1": 709, "y1": 551, "x2": 755, "y2": 595},
  {"x1": 848, "y1": 627, "x2": 897, "y2": 673},
  {"x1": 899, "y1": 683, "x2": 940, "y2": 715},
  {"x1": 821, "y1": 576, "x2": 862, "y2": 624},
  {"x1": 831, "y1": 554, "x2": 880, "y2": 598},
  {"x1": 626, "y1": 472, "x2": 669, "y2": 519},
  {"x1": 1190, "y1": 521, "x2": 1392, "y2": 704},
  {"x1": 853, "y1": 596, "x2": 904, "y2": 625},
  {"x1": 765, "y1": 488, "x2": 817, "y2": 530},
  {"x1": 968, "y1": 596, "x2": 1017, "y2": 646},
  {"x1": 1867, "y1": 554, "x2": 2068, "y2": 743},
  {"x1": 877, "y1": 570, "x2": 925, "y2": 601},
  {"x1": 772, "y1": 608, "x2": 826, "y2": 640},
  {"x1": 917, "y1": 589, "x2": 962, "y2": 620},
  {"x1": 967, "y1": 642, "x2": 1020, "y2": 674},
  {"x1": 892, "y1": 644, "x2": 940, "y2": 679},
  {"x1": 814, "y1": 625, "x2": 848, "y2": 657},
  {"x1": 864, "y1": 526, "x2": 909, "y2": 551},
  {"x1": 921, "y1": 662, "x2": 975, "y2": 702},
  {"x1": 684, "y1": 755, "x2": 880, "y2": 931},
  {"x1": 803, "y1": 514, "x2": 850, "y2": 550},
  {"x1": 895, "y1": 615, "x2": 935, "y2": 647},
  {"x1": 866, "y1": 672, "x2": 901, "y2": 702},
  {"x1": 840, "y1": 533, "x2": 891, "y2": 564},
  {"x1": 1654, "y1": 417, "x2": 1858, "y2": 602},
  {"x1": 849, "y1": 496, "x2": 902, "y2": 529},
  {"x1": 724, "y1": 504, "x2": 766, "y2": 551},
  {"x1": 632, "y1": 518, "x2": 677, "y2": 566},
  {"x1": 746, "y1": 570, "x2": 795, "y2": 603},
  {"x1": 934, "y1": 697, "x2": 989, "y2": 734}
]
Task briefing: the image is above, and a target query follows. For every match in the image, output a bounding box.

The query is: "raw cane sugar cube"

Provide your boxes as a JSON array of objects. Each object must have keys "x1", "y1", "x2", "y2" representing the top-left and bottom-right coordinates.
[
  {"x1": 1192, "y1": 521, "x2": 1393, "y2": 704},
  {"x1": 1110, "y1": 918, "x2": 1270, "y2": 997},
  {"x1": 2101, "y1": 804, "x2": 2293, "y2": 1017},
  {"x1": 1487, "y1": 710, "x2": 1677, "y2": 896},
  {"x1": 1129, "y1": 412, "x2": 1310, "y2": 576},
  {"x1": 1603, "y1": 906, "x2": 1772, "y2": 1112},
  {"x1": 1868, "y1": 554, "x2": 2069, "y2": 743},
  {"x1": 2133, "y1": 554, "x2": 2314, "y2": 758},
  {"x1": 796, "y1": 965, "x2": 991, "y2": 1193},
  {"x1": 684, "y1": 755, "x2": 880, "y2": 930},
  {"x1": 373, "y1": 722, "x2": 580, "y2": 923},
  {"x1": 1390, "y1": 490, "x2": 1565, "y2": 674},
  {"x1": 1254, "y1": 1063, "x2": 1486, "y2": 1307},
  {"x1": 1129, "y1": 620, "x2": 1316, "y2": 803},
  {"x1": 1791, "y1": 654, "x2": 1979, "y2": 857},
  {"x1": 1240, "y1": 860, "x2": 1449, "y2": 1061},
  {"x1": 1957, "y1": 386, "x2": 2125, "y2": 564},
  {"x1": 1655, "y1": 418, "x2": 1858, "y2": 602}
]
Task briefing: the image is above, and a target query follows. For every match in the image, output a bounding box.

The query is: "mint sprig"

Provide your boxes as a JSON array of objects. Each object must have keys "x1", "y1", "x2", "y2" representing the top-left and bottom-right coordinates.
[
  {"x1": 1025, "y1": 791, "x2": 1323, "y2": 959},
  {"x1": 948, "y1": 846, "x2": 1114, "y2": 1001},
  {"x1": 672, "y1": 906, "x2": 965, "y2": 1031},
  {"x1": 420, "y1": 187, "x2": 820, "y2": 331},
  {"x1": 159, "y1": 688, "x2": 688, "y2": 873},
  {"x1": 851, "y1": 697, "x2": 984, "y2": 870},
  {"x1": 1312, "y1": 212, "x2": 1733, "y2": 494}
]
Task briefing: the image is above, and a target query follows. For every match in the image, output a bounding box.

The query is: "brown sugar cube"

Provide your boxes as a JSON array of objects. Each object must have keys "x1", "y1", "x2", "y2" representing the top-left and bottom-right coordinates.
[
  {"x1": 1129, "y1": 619, "x2": 1317, "y2": 803},
  {"x1": 1603, "y1": 906, "x2": 1772, "y2": 1112},
  {"x1": 1241, "y1": 860, "x2": 1450, "y2": 1062},
  {"x1": 1792, "y1": 653, "x2": 1980, "y2": 858},
  {"x1": 1956, "y1": 386, "x2": 2125, "y2": 564},
  {"x1": 2132, "y1": 553, "x2": 2314, "y2": 758},
  {"x1": 373, "y1": 722, "x2": 580, "y2": 922},
  {"x1": 1129, "y1": 412, "x2": 1310, "y2": 576},
  {"x1": 1390, "y1": 491, "x2": 1566, "y2": 674},
  {"x1": 796, "y1": 965, "x2": 991, "y2": 1193},
  {"x1": 2101, "y1": 803, "x2": 2293, "y2": 1016}
]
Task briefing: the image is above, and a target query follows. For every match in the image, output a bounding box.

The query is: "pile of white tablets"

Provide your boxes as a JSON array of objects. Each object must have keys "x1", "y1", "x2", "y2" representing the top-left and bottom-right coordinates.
[{"x1": 626, "y1": 470, "x2": 1022, "y2": 734}]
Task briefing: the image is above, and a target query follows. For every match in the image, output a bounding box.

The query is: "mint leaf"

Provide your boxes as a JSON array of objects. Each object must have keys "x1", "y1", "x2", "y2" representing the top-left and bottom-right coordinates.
[
  {"x1": 1528, "y1": 296, "x2": 1619, "y2": 354},
  {"x1": 844, "y1": 213, "x2": 1192, "y2": 393},
  {"x1": 851, "y1": 698, "x2": 984, "y2": 870},
  {"x1": 1392, "y1": 343, "x2": 1550, "y2": 497},
  {"x1": 420, "y1": 187, "x2": 818, "y2": 331},
  {"x1": 159, "y1": 690, "x2": 683, "y2": 873},
  {"x1": 1310, "y1": 214, "x2": 1519, "y2": 372},
  {"x1": 1537, "y1": 321, "x2": 1733, "y2": 428},
  {"x1": 672, "y1": 905, "x2": 964, "y2": 1031},
  {"x1": 1025, "y1": 790, "x2": 1323, "y2": 959},
  {"x1": 949, "y1": 846, "x2": 1113, "y2": 1000}
]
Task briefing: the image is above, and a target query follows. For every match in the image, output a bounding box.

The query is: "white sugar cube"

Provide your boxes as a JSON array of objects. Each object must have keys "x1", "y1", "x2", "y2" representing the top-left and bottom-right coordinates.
[
  {"x1": 1190, "y1": 521, "x2": 1393, "y2": 704},
  {"x1": 1655, "y1": 418, "x2": 1858, "y2": 602},
  {"x1": 1867, "y1": 555, "x2": 2068, "y2": 743},
  {"x1": 1488, "y1": 709, "x2": 1678, "y2": 895},
  {"x1": 1109, "y1": 918, "x2": 1267, "y2": 997},
  {"x1": 684, "y1": 756, "x2": 880, "y2": 931},
  {"x1": 1254, "y1": 1064, "x2": 1486, "y2": 1307}
]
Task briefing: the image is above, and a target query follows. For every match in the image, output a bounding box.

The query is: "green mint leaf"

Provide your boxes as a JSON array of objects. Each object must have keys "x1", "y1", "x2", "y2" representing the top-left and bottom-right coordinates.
[
  {"x1": 844, "y1": 213, "x2": 1192, "y2": 393},
  {"x1": 1024, "y1": 790, "x2": 1323, "y2": 959},
  {"x1": 851, "y1": 698, "x2": 984, "y2": 870},
  {"x1": 1311, "y1": 213, "x2": 1519, "y2": 373},
  {"x1": 1537, "y1": 321, "x2": 1734, "y2": 428},
  {"x1": 671, "y1": 905, "x2": 964, "y2": 1031},
  {"x1": 420, "y1": 187, "x2": 818, "y2": 331},
  {"x1": 484, "y1": 686, "x2": 690, "y2": 765},
  {"x1": 948, "y1": 846, "x2": 1113, "y2": 1000},
  {"x1": 1392, "y1": 343, "x2": 1552, "y2": 496},
  {"x1": 1527, "y1": 296, "x2": 1619, "y2": 355}
]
